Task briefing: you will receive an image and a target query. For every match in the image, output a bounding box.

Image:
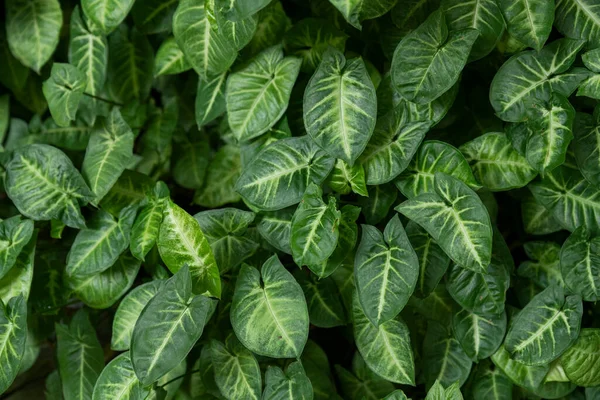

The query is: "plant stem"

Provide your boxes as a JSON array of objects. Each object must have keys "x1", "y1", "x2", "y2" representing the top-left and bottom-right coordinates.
[
  {"x1": 83, "y1": 92, "x2": 124, "y2": 107},
  {"x1": 157, "y1": 368, "x2": 201, "y2": 388}
]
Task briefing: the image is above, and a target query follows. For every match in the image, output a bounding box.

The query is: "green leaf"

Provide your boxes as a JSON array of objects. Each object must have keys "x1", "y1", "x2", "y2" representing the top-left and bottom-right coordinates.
[
  {"x1": 69, "y1": 6, "x2": 108, "y2": 95},
  {"x1": 173, "y1": 138, "x2": 209, "y2": 190},
  {"x1": 0, "y1": 30, "x2": 29, "y2": 93},
  {"x1": 573, "y1": 112, "x2": 600, "y2": 186},
  {"x1": 555, "y1": 0, "x2": 600, "y2": 49},
  {"x1": 353, "y1": 297, "x2": 415, "y2": 385},
  {"x1": 396, "y1": 173, "x2": 493, "y2": 273},
  {"x1": 82, "y1": 0, "x2": 134, "y2": 35},
  {"x1": 0, "y1": 216, "x2": 34, "y2": 281},
  {"x1": 301, "y1": 340, "x2": 337, "y2": 400},
  {"x1": 328, "y1": 0, "x2": 397, "y2": 29},
  {"x1": 560, "y1": 328, "x2": 600, "y2": 386},
  {"x1": 92, "y1": 352, "x2": 150, "y2": 400},
  {"x1": 460, "y1": 132, "x2": 536, "y2": 191},
  {"x1": 521, "y1": 192, "x2": 563, "y2": 235},
  {"x1": 443, "y1": 0, "x2": 505, "y2": 61},
  {"x1": 396, "y1": 141, "x2": 480, "y2": 198},
  {"x1": 5, "y1": 144, "x2": 94, "y2": 229},
  {"x1": 56, "y1": 310, "x2": 104, "y2": 400},
  {"x1": 195, "y1": 72, "x2": 227, "y2": 128},
  {"x1": 6, "y1": 0, "x2": 62, "y2": 73},
  {"x1": 518, "y1": 241, "x2": 564, "y2": 290},
  {"x1": 256, "y1": 207, "x2": 295, "y2": 255},
  {"x1": 130, "y1": 182, "x2": 169, "y2": 261},
  {"x1": 227, "y1": 46, "x2": 301, "y2": 142},
  {"x1": 131, "y1": 0, "x2": 179, "y2": 34},
  {"x1": 497, "y1": 0, "x2": 554, "y2": 51},
  {"x1": 29, "y1": 117, "x2": 92, "y2": 151},
  {"x1": 111, "y1": 279, "x2": 164, "y2": 351},
  {"x1": 0, "y1": 295, "x2": 27, "y2": 395},
  {"x1": 357, "y1": 183, "x2": 398, "y2": 225},
  {"x1": 391, "y1": 10, "x2": 478, "y2": 104},
  {"x1": 355, "y1": 215, "x2": 418, "y2": 326},
  {"x1": 283, "y1": 18, "x2": 348, "y2": 73},
  {"x1": 560, "y1": 226, "x2": 600, "y2": 301},
  {"x1": 525, "y1": 93, "x2": 575, "y2": 176},
  {"x1": 423, "y1": 321, "x2": 472, "y2": 389},
  {"x1": 81, "y1": 108, "x2": 135, "y2": 203},
  {"x1": 335, "y1": 353, "x2": 395, "y2": 400},
  {"x1": 235, "y1": 136, "x2": 335, "y2": 211},
  {"x1": 383, "y1": 390, "x2": 409, "y2": 400},
  {"x1": 173, "y1": 0, "x2": 250, "y2": 78},
  {"x1": 491, "y1": 345, "x2": 549, "y2": 391},
  {"x1": 406, "y1": 221, "x2": 450, "y2": 299},
  {"x1": 66, "y1": 251, "x2": 141, "y2": 309},
  {"x1": 505, "y1": 285, "x2": 582, "y2": 366},
  {"x1": 215, "y1": 0, "x2": 271, "y2": 21},
  {"x1": 360, "y1": 106, "x2": 430, "y2": 185},
  {"x1": 154, "y1": 37, "x2": 191, "y2": 77},
  {"x1": 471, "y1": 360, "x2": 513, "y2": 400},
  {"x1": 131, "y1": 266, "x2": 215, "y2": 385},
  {"x1": 291, "y1": 183, "x2": 341, "y2": 267},
  {"x1": 100, "y1": 170, "x2": 154, "y2": 217},
  {"x1": 194, "y1": 144, "x2": 242, "y2": 208},
  {"x1": 158, "y1": 199, "x2": 221, "y2": 297},
  {"x1": 295, "y1": 272, "x2": 346, "y2": 328},
  {"x1": 210, "y1": 337, "x2": 262, "y2": 400},
  {"x1": 308, "y1": 204, "x2": 360, "y2": 278},
  {"x1": 107, "y1": 26, "x2": 155, "y2": 102},
  {"x1": 66, "y1": 207, "x2": 136, "y2": 277},
  {"x1": 446, "y1": 231, "x2": 512, "y2": 315},
  {"x1": 231, "y1": 255, "x2": 309, "y2": 358},
  {"x1": 452, "y1": 308, "x2": 506, "y2": 361},
  {"x1": 42, "y1": 63, "x2": 86, "y2": 128},
  {"x1": 529, "y1": 164, "x2": 600, "y2": 235},
  {"x1": 424, "y1": 380, "x2": 463, "y2": 400},
  {"x1": 243, "y1": 1, "x2": 291, "y2": 58},
  {"x1": 490, "y1": 38, "x2": 586, "y2": 122},
  {"x1": 263, "y1": 361, "x2": 314, "y2": 400},
  {"x1": 45, "y1": 370, "x2": 62, "y2": 400},
  {"x1": 1, "y1": 232, "x2": 36, "y2": 305},
  {"x1": 194, "y1": 208, "x2": 259, "y2": 273},
  {"x1": 328, "y1": 159, "x2": 369, "y2": 196},
  {"x1": 304, "y1": 49, "x2": 376, "y2": 165}
]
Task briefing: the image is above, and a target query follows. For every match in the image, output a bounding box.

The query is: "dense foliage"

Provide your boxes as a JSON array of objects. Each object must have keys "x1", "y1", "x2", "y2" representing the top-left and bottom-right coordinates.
[{"x1": 2, "y1": 0, "x2": 600, "y2": 399}]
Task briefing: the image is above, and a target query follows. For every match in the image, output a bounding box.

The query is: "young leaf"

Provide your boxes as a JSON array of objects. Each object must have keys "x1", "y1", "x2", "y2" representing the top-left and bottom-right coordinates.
[
  {"x1": 328, "y1": 0, "x2": 397, "y2": 29},
  {"x1": 295, "y1": 272, "x2": 347, "y2": 328},
  {"x1": 525, "y1": 93, "x2": 575, "y2": 176},
  {"x1": 328, "y1": 159, "x2": 369, "y2": 196},
  {"x1": 66, "y1": 207, "x2": 136, "y2": 277},
  {"x1": 100, "y1": 170, "x2": 153, "y2": 217},
  {"x1": 452, "y1": 308, "x2": 506, "y2": 361},
  {"x1": 235, "y1": 136, "x2": 335, "y2": 211},
  {"x1": 291, "y1": 183, "x2": 341, "y2": 267},
  {"x1": 158, "y1": 200, "x2": 221, "y2": 297},
  {"x1": 263, "y1": 361, "x2": 314, "y2": 400},
  {"x1": 497, "y1": 0, "x2": 554, "y2": 51},
  {"x1": 0, "y1": 295, "x2": 27, "y2": 395},
  {"x1": 505, "y1": 285, "x2": 583, "y2": 366},
  {"x1": 6, "y1": 0, "x2": 62, "y2": 73},
  {"x1": 227, "y1": 45, "x2": 301, "y2": 142},
  {"x1": 154, "y1": 37, "x2": 191, "y2": 77},
  {"x1": 131, "y1": 266, "x2": 215, "y2": 385},
  {"x1": 491, "y1": 345, "x2": 549, "y2": 391},
  {"x1": 0, "y1": 216, "x2": 34, "y2": 281},
  {"x1": 518, "y1": 241, "x2": 564, "y2": 289},
  {"x1": 460, "y1": 132, "x2": 537, "y2": 191},
  {"x1": 560, "y1": 226, "x2": 600, "y2": 301},
  {"x1": 0, "y1": 233, "x2": 36, "y2": 304},
  {"x1": 82, "y1": 0, "x2": 135, "y2": 35},
  {"x1": 130, "y1": 182, "x2": 169, "y2": 261},
  {"x1": 303, "y1": 48, "x2": 377, "y2": 166},
  {"x1": 195, "y1": 72, "x2": 227, "y2": 128},
  {"x1": 391, "y1": 10, "x2": 478, "y2": 104},
  {"x1": 396, "y1": 141, "x2": 480, "y2": 198},
  {"x1": 490, "y1": 38, "x2": 586, "y2": 122},
  {"x1": 4, "y1": 144, "x2": 94, "y2": 229},
  {"x1": 92, "y1": 352, "x2": 150, "y2": 400},
  {"x1": 256, "y1": 207, "x2": 295, "y2": 255},
  {"x1": 210, "y1": 337, "x2": 262, "y2": 400},
  {"x1": 42, "y1": 63, "x2": 86, "y2": 128},
  {"x1": 560, "y1": 328, "x2": 600, "y2": 387},
  {"x1": 69, "y1": 6, "x2": 108, "y2": 95},
  {"x1": 396, "y1": 173, "x2": 493, "y2": 273},
  {"x1": 230, "y1": 255, "x2": 309, "y2": 358},
  {"x1": 56, "y1": 310, "x2": 104, "y2": 400},
  {"x1": 354, "y1": 215, "x2": 418, "y2": 326},
  {"x1": 353, "y1": 297, "x2": 415, "y2": 385}
]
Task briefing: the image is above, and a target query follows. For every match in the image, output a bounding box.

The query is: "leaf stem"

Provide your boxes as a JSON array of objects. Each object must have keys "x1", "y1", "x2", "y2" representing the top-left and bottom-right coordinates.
[
  {"x1": 83, "y1": 92, "x2": 124, "y2": 107},
  {"x1": 157, "y1": 368, "x2": 201, "y2": 388}
]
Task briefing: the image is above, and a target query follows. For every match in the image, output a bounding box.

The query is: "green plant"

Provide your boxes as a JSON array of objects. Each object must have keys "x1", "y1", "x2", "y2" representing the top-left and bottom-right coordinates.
[{"x1": 2, "y1": 0, "x2": 600, "y2": 399}]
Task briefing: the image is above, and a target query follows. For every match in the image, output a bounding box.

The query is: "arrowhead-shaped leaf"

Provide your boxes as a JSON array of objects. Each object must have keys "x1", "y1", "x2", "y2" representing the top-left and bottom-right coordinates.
[
  {"x1": 210, "y1": 337, "x2": 262, "y2": 400},
  {"x1": 42, "y1": 63, "x2": 86, "y2": 128},
  {"x1": 92, "y1": 352, "x2": 150, "y2": 400},
  {"x1": 0, "y1": 295, "x2": 27, "y2": 394},
  {"x1": 497, "y1": 0, "x2": 554, "y2": 51},
  {"x1": 560, "y1": 226, "x2": 600, "y2": 301},
  {"x1": 263, "y1": 361, "x2": 313, "y2": 400}
]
